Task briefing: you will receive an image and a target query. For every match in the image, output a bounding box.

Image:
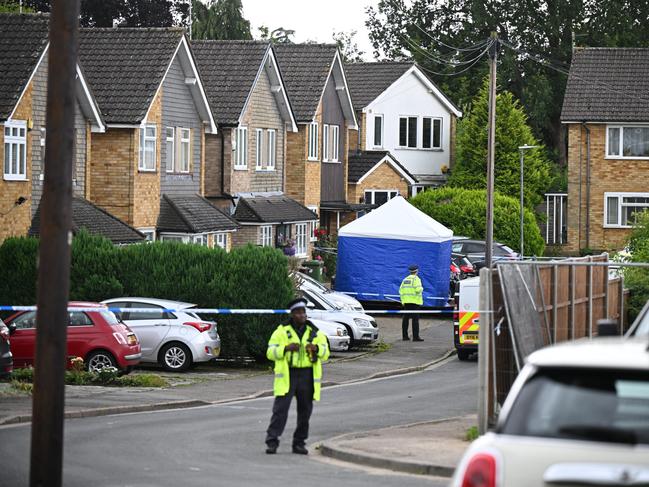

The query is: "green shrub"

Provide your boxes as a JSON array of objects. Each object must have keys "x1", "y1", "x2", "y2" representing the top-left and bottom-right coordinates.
[
  {"x1": 410, "y1": 187, "x2": 545, "y2": 256},
  {"x1": 9, "y1": 367, "x2": 34, "y2": 383},
  {"x1": 623, "y1": 211, "x2": 649, "y2": 321},
  {"x1": 116, "y1": 374, "x2": 168, "y2": 388}
]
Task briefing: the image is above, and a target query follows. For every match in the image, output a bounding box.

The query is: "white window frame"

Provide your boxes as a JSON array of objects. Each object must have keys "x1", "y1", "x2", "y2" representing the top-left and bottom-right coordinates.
[
  {"x1": 604, "y1": 192, "x2": 649, "y2": 228},
  {"x1": 307, "y1": 122, "x2": 319, "y2": 161},
  {"x1": 3, "y1": 120, "x2": 27, "y2": 181},
  {"x1": 398, "y1": 116, "x2": 418, "y2": 149},
  {"x1": 138, "y1": 228, "x2": 156, "y2": 242},
  {"x1": 192, "y1": 234, "x2": 208, "y2": 246},
  {"x1": 234, "y1": 126, "x2": 248, "y2": 170},
  {"x1": 259, "y1": 225, "x2": 273, "y2": 247},
  {"x1": 139, "y1": 124, "x2": 157, "y2": 172},
  {"x1": 255, "y1": 128, "x2": 264, "y2": 170},
  {"x1": 160, "y1": 234, "x2": 190, "y2": 243},
  {"x1": 165, "y1": 127, "x2": 175, "y2": 173},
  {"x1": 422, "y1": 117, "x2": 443, "y2": 150},
  {"x1": 365, "y1": 189, "x2": 400, "y2": 205},
  {"x1": 267, "y1": 129, "x2": 276, "y2": 170},
  {"x1": 323, "y1": 124, "x2": 330, "y2": 162},
  {"x1": 295, "y1": 223, "x2": 308, "y2": 257},
  {"x1": 178, "y1": 128, "x2": 191, "y2": 173},
  {"x1": 330, "y1": 125, "x2": 339, "y2": 163},
  {"x1": 307, "y1": 205, "x2": 319, "y2": 242},
  {"x1": 215, "y1": 232, "x2": 228, "y2": 250},
  {"x1": 606, "y1": 125, "x2": 649, "y2": 159},
  {"x1": 372, "y1": 114, "x2": 384, "y2": 148}
]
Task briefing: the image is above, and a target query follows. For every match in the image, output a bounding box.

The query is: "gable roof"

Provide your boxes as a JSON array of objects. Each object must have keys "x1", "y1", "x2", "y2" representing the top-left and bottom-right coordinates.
[
  {"x1": 233, "y1": 195, "x2": 318, "y2": 224},
  {"x1": 157, "y1": 194, "x2": 238, "y2": 234},
  {"x1": 274, "y1": 44, "x2": 357, "y2": 127},
  {"x1": 0, "y1": 13, "x2": 49, "y2": 122},
  {"x1": 29, "y1": 197, "x2": 145, "y2": 244},
  {"x1": 561, "y1": 48, "x2": 649, "y2": 122},
  {"x1": 348, "y1": 150, "x2": 417, "y2": 184}
]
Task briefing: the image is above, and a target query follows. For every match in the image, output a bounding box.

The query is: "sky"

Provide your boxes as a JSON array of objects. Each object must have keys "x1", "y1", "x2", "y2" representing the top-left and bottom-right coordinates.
[{"x1": 240, "y1": 0, "x2": 381, "y2": 59}]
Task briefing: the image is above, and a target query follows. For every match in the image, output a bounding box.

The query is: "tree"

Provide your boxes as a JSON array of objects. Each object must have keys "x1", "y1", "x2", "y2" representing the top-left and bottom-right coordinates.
[
  {"x1": 333, "y1": 30, "x2": 366, "y2": 62},
  {"x1": 0, "y1": 1, "x2": 34, "y2": 12},
  {"x1": 365, "y1": 0, "x2": 649, "y2": 166},
  {"x1": 258, "y1": 25, "x2": 295, "y2": 44},
  {"x1": 447, "y1": 78, "x2": 552, "y2": 209},
  {"x1": 622, "y1": 211, "x2": 649, "y2": 320},
  {"x1": 410, "y1": 187, "x2": 545, "y2": 256},
  {"x1": 192, "y1": 0, "x2": 251, "y2": 40}
]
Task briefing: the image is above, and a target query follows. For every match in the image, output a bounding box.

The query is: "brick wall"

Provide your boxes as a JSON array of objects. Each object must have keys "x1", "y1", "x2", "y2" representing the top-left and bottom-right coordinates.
[
  {"x1": 232, "y1": 224, "x2": 267, "y2": 247},
  {"x1": 286, "y1": 126, "x2": 307, "y2": 203},
  {"x1": 0, "y1": 83, "x2": 33, "y2": 242},
  {"x1": 349, "y1": 112, "x2": 365, "y2": 152}
]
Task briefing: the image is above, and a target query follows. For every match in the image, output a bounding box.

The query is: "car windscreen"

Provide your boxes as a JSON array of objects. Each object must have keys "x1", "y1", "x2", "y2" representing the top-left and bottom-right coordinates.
[
  {"x1": 501, "y1": 367, "x2": 649, "y2": 445},
  {"x1": 299, "y1": 273, "x2": 329, "y2": 293}
]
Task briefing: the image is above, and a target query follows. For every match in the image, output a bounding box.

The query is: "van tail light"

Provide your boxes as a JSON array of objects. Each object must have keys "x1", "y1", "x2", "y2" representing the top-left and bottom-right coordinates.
[
  {"x1": 184, "y1": 322, "x2": 211, "y2": 333},
  {"x1": 453, "y1": 311, "x2": 459, "y2": 322},
  {"x1": 461, "y1": 453, "x2": 497, "y2": 487}
]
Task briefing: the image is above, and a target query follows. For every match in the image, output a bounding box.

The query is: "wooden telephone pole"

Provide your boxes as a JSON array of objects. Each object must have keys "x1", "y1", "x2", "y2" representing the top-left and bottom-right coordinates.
[
  {"x1": 30, "y1": 1, "x2": 80, "y2": 486},
  {"x1": 485, "y1": 32, "x2": 498, "y2": 270}
]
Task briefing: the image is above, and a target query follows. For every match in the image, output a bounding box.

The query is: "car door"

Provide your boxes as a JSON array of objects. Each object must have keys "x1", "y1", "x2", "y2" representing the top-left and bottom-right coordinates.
[
  {"x1": 121, "y1": 302, "x2": 171, "y2": 360},
  {"x1": 8, "y1": 311, "x2": 37, "y2": 367}
]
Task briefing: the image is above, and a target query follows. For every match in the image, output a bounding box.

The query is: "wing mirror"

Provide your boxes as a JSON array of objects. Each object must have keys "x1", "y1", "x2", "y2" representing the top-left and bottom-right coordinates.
[{"x1": 8, "y1": 323, "x2": 17, "y2": 335}]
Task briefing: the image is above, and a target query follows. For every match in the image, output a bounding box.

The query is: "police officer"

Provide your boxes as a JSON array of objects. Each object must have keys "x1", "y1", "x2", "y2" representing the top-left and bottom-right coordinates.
[
  {"x1": 265, "y1": 298, "x2": 330, "y2": 455},
  {"x1": 400, "y1": 264, "x2": 424, "y2": 342}
]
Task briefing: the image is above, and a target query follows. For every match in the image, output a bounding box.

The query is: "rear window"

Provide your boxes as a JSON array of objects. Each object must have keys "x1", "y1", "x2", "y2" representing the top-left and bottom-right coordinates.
[
  {"x1": 496, "y1": 245, "x2": 515, "y2": 256},
  {"x1": 501, "y1": 367, "x2": 649, "y2": 445},
  {"x1": 100, "y1": 311, "x2": 121, "y2": 326}
]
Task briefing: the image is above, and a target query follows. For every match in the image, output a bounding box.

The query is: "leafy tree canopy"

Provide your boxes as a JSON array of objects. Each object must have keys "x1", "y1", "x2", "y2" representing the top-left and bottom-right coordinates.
[
  {"x1": 333, "y1": 30, "x2": 365, "y2": 62},
  {"x1": 192, "y1": 0, "x2": 251, "y2": 40}
]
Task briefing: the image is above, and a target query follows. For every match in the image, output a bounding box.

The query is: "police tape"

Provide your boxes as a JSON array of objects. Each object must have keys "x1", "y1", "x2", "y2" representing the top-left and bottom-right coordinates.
[{"x1": 340, "y1": 292, "x2": 448, "y2": 302}]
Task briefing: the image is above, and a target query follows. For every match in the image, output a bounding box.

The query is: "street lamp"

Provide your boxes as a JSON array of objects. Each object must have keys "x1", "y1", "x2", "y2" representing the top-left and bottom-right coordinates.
[{"x1": 518, "y1": 145, "x2": 538, "y2": 258}]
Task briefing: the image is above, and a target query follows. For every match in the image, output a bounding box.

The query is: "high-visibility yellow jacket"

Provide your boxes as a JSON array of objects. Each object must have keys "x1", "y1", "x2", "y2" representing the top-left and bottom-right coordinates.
[
  {"x1": 400, "y1": 274, "x2": 423, "y2": 305},
  {"x1": 266, "y1": 321, "x2": 330, "y2": 401}
]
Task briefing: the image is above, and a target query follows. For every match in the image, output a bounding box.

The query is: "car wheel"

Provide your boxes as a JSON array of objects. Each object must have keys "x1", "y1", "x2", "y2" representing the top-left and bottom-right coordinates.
[
  {"x1": 457, "y1": 349, "x2": 471, "y2": 361},
  {"x1": 341, "y1": 325, "x2": 356, "y2": 348},
  {"x1": 159, "y1": 342, "x2": 192, "y2": 372},
  {"x1": 86, "y1": 350, "x2": 117, "y2": 373}
]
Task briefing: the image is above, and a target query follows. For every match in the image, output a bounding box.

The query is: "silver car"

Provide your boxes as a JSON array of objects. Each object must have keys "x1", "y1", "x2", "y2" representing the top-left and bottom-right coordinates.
[
  {"x1": 311, "y1": 318, "x2": 350, "y2": 352},
  {"x1": 102, "y1": 298, "x2": 221, "y2": 372}
]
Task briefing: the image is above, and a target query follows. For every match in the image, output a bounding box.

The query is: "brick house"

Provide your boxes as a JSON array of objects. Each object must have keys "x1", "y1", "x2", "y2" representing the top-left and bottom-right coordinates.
[
  {"x1": 193, "y1": 40, "x2": 317, "y2": 257},
  {"x1": 0, "y1": 14, "x2": 143, "y2": 245},
  {"x1": 78, "y1": 28, "x2": 237, "y2": 249},
  {"x1": 345, "y1": 62, "x2": 461, "y2": 194},
  {"x1": 273, "y1": 44, "x2": 360, "y2": 238},
  {"x1": 561, "y1": 48, "x2": 649, "y2": 252}
]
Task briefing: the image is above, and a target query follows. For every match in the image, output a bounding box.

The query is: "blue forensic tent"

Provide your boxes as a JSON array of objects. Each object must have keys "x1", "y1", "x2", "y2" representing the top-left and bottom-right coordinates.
[{"x1": 335, "y1": 196, "x2": 453, "y2": 306}]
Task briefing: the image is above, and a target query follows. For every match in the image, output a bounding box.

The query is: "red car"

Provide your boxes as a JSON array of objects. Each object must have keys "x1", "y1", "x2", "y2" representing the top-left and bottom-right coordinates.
[{"x1": 6, "y1": 302, "x2": 141, "y2": 373}]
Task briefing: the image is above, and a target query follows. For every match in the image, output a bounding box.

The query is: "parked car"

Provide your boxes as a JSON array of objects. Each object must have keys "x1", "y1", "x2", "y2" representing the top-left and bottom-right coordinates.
[
  {"x1": 102, "y1": 298, "x2": 221, "y2": 372},
  {"x1": 311, "y1": 318, "x2": 350, "y2": 352},
  {"x1": 451, "y1": 337, "x2": 649, "y2": 487},
  {"x1": 300, "y1": 288, "x2": 379, "y2": 346},
  {"x1": 452, "y1": 239, "x2": 518, "y2": 269},
  {"x1": 5, "y1": 302, "x2": 141, "y2": 373},
  {"x1": 0, "y1": 318, "x2": 13, "y2": 378},
  {"x1": 294, "y1": 272, "x2": 364, "y2": 312},
  {"x1": 452, "y1": 252, "x2": 477, "y2": 278},
  {"x1": 626, "y1": 300, "x2": 649, "y2": 337}
]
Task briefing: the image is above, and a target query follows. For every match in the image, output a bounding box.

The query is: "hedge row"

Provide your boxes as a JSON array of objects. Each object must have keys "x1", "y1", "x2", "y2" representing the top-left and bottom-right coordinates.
[{"x1": 0, "y1": 231, "x2": 294, "y2": 361}]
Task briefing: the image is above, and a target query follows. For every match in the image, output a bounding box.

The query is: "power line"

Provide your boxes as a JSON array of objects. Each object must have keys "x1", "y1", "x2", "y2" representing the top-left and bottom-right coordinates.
[
  {"x1": 414, "y1": 40, "x2": 494, "y2": 77},
  {"x1": 402, "y1": 34, "x2": 493, "y2": 67},
  {"x1": 412, "y1": 23, "x2": 491, "y2": 52}
]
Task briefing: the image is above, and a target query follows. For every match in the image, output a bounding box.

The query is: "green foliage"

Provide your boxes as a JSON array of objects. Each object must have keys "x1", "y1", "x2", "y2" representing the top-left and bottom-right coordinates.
[
  {"x1": 410, "y1": 187, "x2": 545, "y2": 256},
  {"x1": 333, "y1": 30, "x2": 365, "y2": 63},
  {"x1": 9, "y1": 366, "x2": 34, "y2": 383},
  {"x1": 448, "y1": 79, "x2": 552, "y2": 208},
  {"x1": 0, "y1": 1, "x2": 34, "y2": 13},
  {"x1": 192, "y1": 0, "x2": 252, "y2": 40},
  {"x1": 465, "y1": 426, "x2": 479, "y2": 442},
  {"x1": 8, "y1": 366, "x2": 169, "y2": 388},
  {"x1": 0, "y1": 236, "x2": 38, "y2": 311},
  {"x1": 116, "y1": 373, "x2": 168, "y2": 388},
  {"x1": 312, "y1": 229, "x2": 337, "y2": 279},
  {"x1": 623, "y1": 211, "x2": 649, "y2": 320}
]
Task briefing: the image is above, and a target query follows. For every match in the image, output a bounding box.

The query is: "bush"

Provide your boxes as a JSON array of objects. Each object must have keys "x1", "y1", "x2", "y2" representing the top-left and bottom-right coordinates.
[
  {"x1": 410, "y1": 187, "x2": 545, "y2": 256},
  {"x1": 623, "y1": 211, "x2": 649, "y2": 320}
]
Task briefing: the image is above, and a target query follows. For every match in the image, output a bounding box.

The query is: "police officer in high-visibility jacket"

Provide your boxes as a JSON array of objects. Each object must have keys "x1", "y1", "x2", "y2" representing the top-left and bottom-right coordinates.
[
  {"x1": 265, "y1": 298, "x2": 330, "y2": 455},
  {"x1": 400, "y1": 264, "x2": 424, "y2": 342}
]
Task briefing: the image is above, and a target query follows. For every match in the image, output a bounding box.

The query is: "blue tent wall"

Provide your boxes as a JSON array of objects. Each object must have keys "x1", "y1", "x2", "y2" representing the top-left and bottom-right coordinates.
[{"x1": 335, "y1": 236, "x2": 451, "y2": 306}]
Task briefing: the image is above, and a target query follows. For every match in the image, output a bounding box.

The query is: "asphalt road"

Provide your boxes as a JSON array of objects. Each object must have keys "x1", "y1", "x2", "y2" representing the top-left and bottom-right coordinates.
[{"x1": 0, "y1": 358, "x2": 478, "y2": 487}]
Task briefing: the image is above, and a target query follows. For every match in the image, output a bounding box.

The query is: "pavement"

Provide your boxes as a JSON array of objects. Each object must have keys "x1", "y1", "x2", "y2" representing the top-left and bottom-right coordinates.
[
  {"x1": 0, "y1": 316, "x2": 454, "y2": 425},
  {"x1": 0, "y1": 354, "x2": 478, "y2": 487}
]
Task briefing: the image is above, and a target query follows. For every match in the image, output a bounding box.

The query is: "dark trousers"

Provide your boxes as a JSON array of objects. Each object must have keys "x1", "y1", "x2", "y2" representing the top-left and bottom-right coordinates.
[
  {"x1": 266, "y1": 368, "x2": 314, "y2": 448},
  {"x1": 402, "y1": 303, "x2": 421, "y2": 339}
]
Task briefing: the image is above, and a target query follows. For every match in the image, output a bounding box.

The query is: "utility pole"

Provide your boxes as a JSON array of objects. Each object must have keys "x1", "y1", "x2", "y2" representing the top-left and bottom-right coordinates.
[
  {"x1": 485, "y1": 32, "x2": 498, "y2": 269},
  {"x1": 30, "y1": 1, "x2": 80, "y2": 486}
]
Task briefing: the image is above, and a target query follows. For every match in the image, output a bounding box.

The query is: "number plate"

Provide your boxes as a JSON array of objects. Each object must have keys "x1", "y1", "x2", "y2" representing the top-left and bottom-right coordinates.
[
  {"x1": 463, "y1": 334, "x2": 479, "y2": 341},
  {"x1": 213, "y1": 347, "x2": 221, "y2": 357}
]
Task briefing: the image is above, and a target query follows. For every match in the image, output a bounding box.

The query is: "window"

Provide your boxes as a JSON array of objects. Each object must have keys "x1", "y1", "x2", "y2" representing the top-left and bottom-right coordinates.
[
  {"x1": 260, "y1": 225, "x2": 273, "y2": 247},
  {"x1": 68, "y1": 312, "x2": 93, "y2": 327},
  {"x1": 605, "y1": 192, "x2": 649, "y2": 227},
  {"x1": 4, "y1": 120, "x2": 27, "y2": 180},
  {"x1": 422, "y1": 117, "x2": 442, "y2": 149},
  {"x1": 160, "y1": 234, "x2": 187, "y2": 243},
  {"x1": 267, "y1": 129, "x2": 276, "y2": 170},
  {"x1": 607, "y1": 126, "x2": 649, "y2": 158},
  {"x1": 139, "y1": 229, "x2": 155, "y2": 242},
  {"x1": 308, "y1": 122, "x2": 319, "y2": 160},
  {"x1": 192, "y1": 234, "x2": 207, "y2": 246},
  {"x1": 331, "y1": 125, "x2": 339, "y2": 162},
  {"x1": 11, "y1": 311, "x2": 37, "y2": 329},
  {"x1": 307, "y1": 206, "x2": 319, "y2": 242},
  {"x1": 128, "y1": 303, "x2": 165, "y2": 321},
  {"x1": 373, "y1": 115, "x2": 383, "y2": 147},
  {"x1": 295, "y1": 223, "x2": 308, "y2": 257},
  {"x1": 234, "y1": 126, "x2": 248, "y2": 169},
  {"x1": 365, "y1": 190, "x2": 400, "y2": 207},
  {"x1": 165, "y1": 127, "x2": 175, "y2": 173},
  {"x1": 255, "y1": 129, "x2": 264, "y2": 170},
  {"x1": 323, "y1": 124, "x2": 330, "y2": 161},
  {"x1": 215, "y1": 233, "x2": 228, "y2": 250},
  {"x1": 399, "y1": 117, "x2": 417, "y2": 148},
  {"x1": 139, "y1": 125, "x2": 157, "y2": 171},
  {"x1": 179, "y1": 128, "x2": 191, "y2": 173}
]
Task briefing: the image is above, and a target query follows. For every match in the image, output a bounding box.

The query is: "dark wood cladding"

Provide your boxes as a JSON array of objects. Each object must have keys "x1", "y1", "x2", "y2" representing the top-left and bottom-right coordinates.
[
  {"x1": 320, "y1": 74, "x2": 346, "y2": 202},
  {"x1": 321, "y1": 161, "x2": 344, "y2": 201}
]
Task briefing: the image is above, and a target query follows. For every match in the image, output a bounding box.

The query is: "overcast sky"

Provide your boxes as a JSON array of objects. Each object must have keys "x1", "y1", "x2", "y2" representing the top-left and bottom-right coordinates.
[{"x1": 240, "y1": 0, "x2": 380, "y2": 59}]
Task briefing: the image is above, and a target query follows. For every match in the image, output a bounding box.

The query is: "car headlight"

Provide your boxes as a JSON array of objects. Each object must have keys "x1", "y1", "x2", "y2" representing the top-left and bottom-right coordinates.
[
  {"x1": 336, "y1": 328, "x2": 344, "y2": 336},
  {"x1": 354, "y1": 318, "x2": 371, "y2": 327}
]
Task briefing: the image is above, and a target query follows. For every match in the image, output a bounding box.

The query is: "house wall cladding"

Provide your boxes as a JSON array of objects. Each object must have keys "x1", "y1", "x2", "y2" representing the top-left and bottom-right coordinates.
[
  {"x1": 204, "y1": 128, "x2": 232, "y2": 197},
  {"x1": 230, "y1": 67, "x2": 286, "y2": 195},
  {"x1": 0, "y1": 83, "x2": 33, "y2": 242},
  {"x1": 320, "y1": 75, "x2": 346, "y2": 202},
  {"x1": 161, "y1": 56, "x2": 202, "y2": 196},
  {"x1": 566, "y1": 123, "x2": 649, "y2": 252},
  {"x1": 348, "y1": 161, "x2": 410, "y2": 204},
  {"x1": 31, "y1": 55, "x2": 88, "y2": 212}
]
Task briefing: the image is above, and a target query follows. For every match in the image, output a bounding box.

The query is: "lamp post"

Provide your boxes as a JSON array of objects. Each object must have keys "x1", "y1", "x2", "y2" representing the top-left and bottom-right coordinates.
[{"x1": 518, "y1": 145, "x2": 538, "y2": 258}]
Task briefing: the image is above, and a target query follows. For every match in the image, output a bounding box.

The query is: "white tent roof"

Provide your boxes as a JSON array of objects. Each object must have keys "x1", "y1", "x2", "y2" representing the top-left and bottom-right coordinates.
[{"x1": 339, "y1": 196, "x2": 453, "y2": 243}]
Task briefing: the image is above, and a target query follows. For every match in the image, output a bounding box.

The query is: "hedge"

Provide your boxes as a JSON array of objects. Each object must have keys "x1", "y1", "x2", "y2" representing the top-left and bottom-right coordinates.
[
  {"x1": 410, "y1": 187, "x2": 545, "y2": 256},
  {"x1": 0, "y1": 231, "x2": 294, "y2": 361}
]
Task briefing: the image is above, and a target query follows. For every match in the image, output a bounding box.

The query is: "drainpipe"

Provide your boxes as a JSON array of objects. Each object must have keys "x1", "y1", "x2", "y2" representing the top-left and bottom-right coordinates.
[
  {"x1": 584, "y1": 123, "x2": 591, "y2": 250},
  {"x1": 357, "y1": 111, "x2": 362, "y2": 153},
  {"x1": 220, "y1": 128, "x2": 225, "y2": 196},
  {"x1": 578, "y1": 124, "x2": 583, "y2": 251}
]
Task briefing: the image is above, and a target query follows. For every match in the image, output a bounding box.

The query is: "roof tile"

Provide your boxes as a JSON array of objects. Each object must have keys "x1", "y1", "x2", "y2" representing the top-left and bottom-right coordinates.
[
  {"x1": 233, "y1": 195, "x2": 317, "y2": 223},
  {"x1": 157, "y1": 194, "x2": 238, "y2": 233}
]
